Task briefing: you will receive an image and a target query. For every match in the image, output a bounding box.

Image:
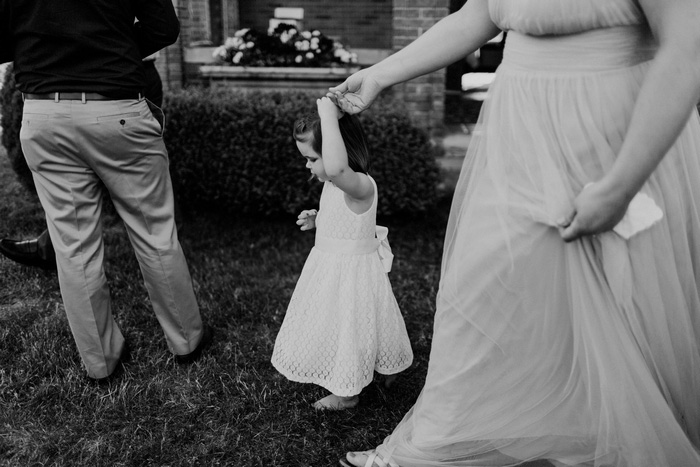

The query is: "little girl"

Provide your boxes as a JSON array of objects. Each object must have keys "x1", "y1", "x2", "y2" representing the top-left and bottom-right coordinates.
[{"x1": 271, "y1": 97, "x2": 413, "y2": 410}]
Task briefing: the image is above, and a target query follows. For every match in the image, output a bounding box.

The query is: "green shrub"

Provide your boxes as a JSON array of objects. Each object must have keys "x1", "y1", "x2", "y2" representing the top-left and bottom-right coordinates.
[
  {"x1": 164, "y1": 88, "x2": 440, "y2": 217},
  {"x1": 0, "y1": 64, "x2": 34, "y2": 193},
  {"x1": 0, "y1": 74, "x2": 440, "y2": 217}
]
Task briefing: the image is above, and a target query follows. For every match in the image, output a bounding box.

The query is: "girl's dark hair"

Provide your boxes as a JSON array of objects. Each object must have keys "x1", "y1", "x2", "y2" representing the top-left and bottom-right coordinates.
[{"x1": 293, "y1": 113, "x2": 371, "y2": 174}]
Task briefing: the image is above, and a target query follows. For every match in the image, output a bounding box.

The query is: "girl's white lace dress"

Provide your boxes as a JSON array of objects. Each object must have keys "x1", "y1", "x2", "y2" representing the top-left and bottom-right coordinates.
[{"x1": 272, "y1": 176, "x2": 413, "y2": 397}]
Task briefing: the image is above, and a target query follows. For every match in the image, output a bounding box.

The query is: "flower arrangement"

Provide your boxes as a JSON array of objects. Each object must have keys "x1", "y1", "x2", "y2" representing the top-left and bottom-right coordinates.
[{"x1": 212, "y1": 24, "x2": 358, "y2": 68}]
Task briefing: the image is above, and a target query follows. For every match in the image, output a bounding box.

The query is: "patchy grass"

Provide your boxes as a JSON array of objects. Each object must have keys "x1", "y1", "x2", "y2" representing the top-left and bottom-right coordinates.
[{"x1": 0, "y1": 150, "x2": 449, "y2": 466}]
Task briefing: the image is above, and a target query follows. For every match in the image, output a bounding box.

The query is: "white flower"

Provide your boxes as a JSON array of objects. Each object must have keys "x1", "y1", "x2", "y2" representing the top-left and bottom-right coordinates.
[
  {"x1": 312, "y1": 30, "x2": 320, "y2": 36},
  {"x1": 289, "y1": 28, "x2": 297, "y2": 35},
  {"x1": 232, "y1": 51, "x2": 244, "y2": 64},
  {"x1": 246, "y1": 41, "x2": 254, "y2": 49},
  {"x1": 295, "y1": 55, "x2": 302, "y2": 63},
  {"x1": 301, "y1": 31, "x2": 312, "y2": 39},
  {"x1": 213, "y1": 45, "x2": 228, "y2": 60},
  {"x1": 280, "y1": 32, "x2": 290, "y2": 43},
  {"x1": 226, "y1": 36, "x2": 244, "y2": 50},
  {"x1": 234, "y1": 28, "x2": 249, "y2": 38},
  {"x1": 295, "y1": 40, "x2": 310, "y2": 51},
  {"x1": 305, "y1": 52, "x2": 314, "y2": 59},
  {"x1": 339, "y1": 51, "x2": 357, "y2": 64}
]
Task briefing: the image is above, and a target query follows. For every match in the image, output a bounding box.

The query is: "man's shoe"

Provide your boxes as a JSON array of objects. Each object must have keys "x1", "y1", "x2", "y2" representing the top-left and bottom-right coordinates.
[
  {"x1": 0, "y1": 238, "x2": 57, "y2": 270},
  {"x1": 174, "y1": 325, "x2": 213, "y2": 365}
]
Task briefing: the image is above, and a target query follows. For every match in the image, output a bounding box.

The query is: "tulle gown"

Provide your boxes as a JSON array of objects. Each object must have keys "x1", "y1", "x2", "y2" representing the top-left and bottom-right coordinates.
[{"x1": 373, "y1": 1, "x2": 700, "y2": 466}]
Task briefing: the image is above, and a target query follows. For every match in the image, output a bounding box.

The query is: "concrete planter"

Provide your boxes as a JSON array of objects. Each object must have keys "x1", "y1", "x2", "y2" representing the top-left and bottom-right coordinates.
[{"x1": 198, "y1": 65, "x2": 361, "y2": 91}]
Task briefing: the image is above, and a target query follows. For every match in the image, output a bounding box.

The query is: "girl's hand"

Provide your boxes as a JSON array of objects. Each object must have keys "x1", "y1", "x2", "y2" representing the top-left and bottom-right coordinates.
[
  {"x1": 327, "y1": 68, "x2": 383, "y2": 115},
  {"x1": 557, "y1": 182, "x2": 631, "y2": 242},
  {"x1": 296, "y1": 209, "x2": 318, "y2": 231},
  {"x1": 317, "y1": 96, "x2": 343, "y2": 120}
]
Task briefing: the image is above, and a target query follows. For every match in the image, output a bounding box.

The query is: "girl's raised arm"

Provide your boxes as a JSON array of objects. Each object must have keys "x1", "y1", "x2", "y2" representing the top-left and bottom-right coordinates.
[{"x1": 317, "y1": 97, "x2": 373, "y2": 201}]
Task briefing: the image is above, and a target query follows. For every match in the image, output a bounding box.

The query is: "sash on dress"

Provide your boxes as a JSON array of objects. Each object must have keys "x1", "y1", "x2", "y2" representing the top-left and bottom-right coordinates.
[{"x1": 314, "y1": 225, "x2": 394, "y2": 273}]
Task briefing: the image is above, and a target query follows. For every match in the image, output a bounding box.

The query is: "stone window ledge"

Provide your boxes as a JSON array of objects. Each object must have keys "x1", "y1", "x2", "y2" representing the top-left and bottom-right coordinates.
[{"x1": 199, "y1": 65, "x2": 361, "y2": 81}]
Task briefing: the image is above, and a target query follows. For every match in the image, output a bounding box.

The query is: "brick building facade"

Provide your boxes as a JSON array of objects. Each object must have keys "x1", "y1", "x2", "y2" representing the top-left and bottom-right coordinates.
[
  {"x1": 239, "y1": 1, "x2": 393, "y2": 50},
  {"x1": 159, "y1": 0, "x2": 450, "y2": 133}
]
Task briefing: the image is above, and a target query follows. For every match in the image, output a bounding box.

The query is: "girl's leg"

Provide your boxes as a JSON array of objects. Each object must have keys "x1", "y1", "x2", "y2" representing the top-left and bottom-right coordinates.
[{"x1": 383, "y1": 373, "x2": 398, "y2": 389}]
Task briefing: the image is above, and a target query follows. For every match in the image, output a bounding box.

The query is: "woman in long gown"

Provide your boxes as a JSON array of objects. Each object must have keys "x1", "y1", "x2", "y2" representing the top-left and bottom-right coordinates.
[{"x1": 329, "y1": 0, "x2": 700, "y2": 466}]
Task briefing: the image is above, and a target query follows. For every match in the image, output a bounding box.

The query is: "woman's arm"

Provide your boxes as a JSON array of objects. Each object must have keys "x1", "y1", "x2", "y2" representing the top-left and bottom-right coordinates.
[
  {"x1": 317, "y1": 98, "x2": 374, "y2": 201},
  {"x1": 330, "y1": 0, "x2": 500, "y2": 114},
  {"x1": 559, "y1": 0, "x2": 700, "y2": 241}
]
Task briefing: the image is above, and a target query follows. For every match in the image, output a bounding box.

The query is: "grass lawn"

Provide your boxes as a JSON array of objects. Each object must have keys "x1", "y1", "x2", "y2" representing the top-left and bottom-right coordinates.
[{"x1": 0, "y1": 149, "x2": 450, "y2": 466}]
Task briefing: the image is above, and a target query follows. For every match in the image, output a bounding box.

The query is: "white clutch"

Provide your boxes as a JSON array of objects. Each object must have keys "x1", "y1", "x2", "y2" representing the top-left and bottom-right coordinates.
[{"x1": 613, "y1": 191, "x2": 663, "y2": 239}]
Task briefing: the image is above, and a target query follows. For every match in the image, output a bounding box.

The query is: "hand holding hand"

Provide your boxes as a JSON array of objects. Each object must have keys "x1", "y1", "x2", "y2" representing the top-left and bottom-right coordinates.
[
  {"x1": 317, "y1": 96, "x2": 343, "y2": 121},
  {"x1": 327, "y1": 68, "x2": 383, "y2": 115},
  {"x1": 557, "y1": 181, "x2": 631, "y2": 242},
  {"x1": 296, "y1": 209, "x2": 318, "y2": 231}
]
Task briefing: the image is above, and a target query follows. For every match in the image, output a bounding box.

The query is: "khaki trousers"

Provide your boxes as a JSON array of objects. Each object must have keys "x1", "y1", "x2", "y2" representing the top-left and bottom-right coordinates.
[{"x1": 20, "y1": 97, "x2": 203, "y2": 379}]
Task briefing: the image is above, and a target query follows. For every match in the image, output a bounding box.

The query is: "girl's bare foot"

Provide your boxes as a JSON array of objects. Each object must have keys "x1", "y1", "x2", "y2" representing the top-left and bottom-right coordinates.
[{"x1": 313, "y1": 394, "x2": 359, "y2": 410}]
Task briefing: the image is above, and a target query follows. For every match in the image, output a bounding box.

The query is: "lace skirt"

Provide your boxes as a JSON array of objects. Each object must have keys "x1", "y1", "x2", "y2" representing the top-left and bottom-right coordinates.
[{"x1": 272, "y1": 247, "x2": 413, "y2": 397}]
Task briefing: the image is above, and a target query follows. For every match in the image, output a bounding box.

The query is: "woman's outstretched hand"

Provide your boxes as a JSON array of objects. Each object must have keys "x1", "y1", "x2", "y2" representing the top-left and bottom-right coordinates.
[
  {"x1": 557, "y1": 182, "x2": 631, "y2": 242},
  {"x1": 327, "y1": 68, "x2": 383, "y2": 115}
]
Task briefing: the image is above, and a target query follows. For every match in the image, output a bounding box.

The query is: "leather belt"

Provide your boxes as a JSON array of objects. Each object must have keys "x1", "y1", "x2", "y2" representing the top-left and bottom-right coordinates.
[{"x1": 23, "y1": 92, "x2": 142, "y2": 102}]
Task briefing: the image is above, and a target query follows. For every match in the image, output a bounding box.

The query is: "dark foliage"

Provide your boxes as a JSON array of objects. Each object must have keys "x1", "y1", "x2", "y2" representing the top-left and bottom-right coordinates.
[
  {"x1": 0, "y1": 64, "x2": 33, "y2": 193},
  {"x1": 163, "y1": 88, "x2": 440, "y2": 217}
]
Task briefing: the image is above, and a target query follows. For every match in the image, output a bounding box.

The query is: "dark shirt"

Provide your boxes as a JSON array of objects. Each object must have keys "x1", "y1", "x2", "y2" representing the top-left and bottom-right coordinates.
[{"x1": 0, "y1": 0, "x2": 179, "y2": 98}]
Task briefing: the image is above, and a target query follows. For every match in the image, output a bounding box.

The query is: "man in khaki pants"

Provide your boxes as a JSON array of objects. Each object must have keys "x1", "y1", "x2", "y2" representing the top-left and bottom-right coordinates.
[{"x1": 0, "y1": 0, "x2": 210, "y2": 381}]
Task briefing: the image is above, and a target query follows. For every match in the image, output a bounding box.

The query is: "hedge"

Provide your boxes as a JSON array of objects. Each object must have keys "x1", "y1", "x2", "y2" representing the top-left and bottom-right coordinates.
[
  {"x1": 1, "y1": 68, "x2": 440, "y2": 218},
  {"x1": 1, "y1": 64, "x2": 34, "y2": 194},
  {"x1": 164, "y1": 88, "x2": 440, "y2": 217}
]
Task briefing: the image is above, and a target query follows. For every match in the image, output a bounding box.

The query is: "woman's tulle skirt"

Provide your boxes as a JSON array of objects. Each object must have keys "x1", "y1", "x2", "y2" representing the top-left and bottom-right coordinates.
[{"x1": 376, "y1": 26, "x2": 700, "y2": 467}]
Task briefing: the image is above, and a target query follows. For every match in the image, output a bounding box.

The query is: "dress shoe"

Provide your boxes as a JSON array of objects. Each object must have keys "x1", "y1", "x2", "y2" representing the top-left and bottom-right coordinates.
[
  {"x1": 175, "y1": 324, "x2": 213, "y2": 365},
  {"x1": 0, "y1": 238, "x2": 57, "y2": 270}
]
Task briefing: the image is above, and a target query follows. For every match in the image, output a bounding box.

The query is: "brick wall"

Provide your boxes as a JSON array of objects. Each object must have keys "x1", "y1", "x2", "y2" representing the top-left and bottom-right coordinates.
[
  {"x1": 158, "y1": 0, "x2": 241, "y2": 89},
  {"x1": 178, "y1": 0, "x2": 210, "y2": 45},
  {"x1": 392, "y1": 0, "x2": 449, "y2": 134},
  {"x1": 148, "y1": 0, "x2": 186, "y2": 91},
  {"x1": 161, "y1": 0, "x2": 449, "y2": 132},
  {"x1": 178, "y1": 0, "x2": 240, "y2": 45},
  {"x1": 238, "y1": 0, "x2": 392, "y2": 50}
]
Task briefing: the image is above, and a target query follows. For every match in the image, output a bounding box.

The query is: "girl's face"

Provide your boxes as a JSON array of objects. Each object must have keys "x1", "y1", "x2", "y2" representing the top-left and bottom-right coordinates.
[{"x1": 296, "y1": 139, "x2": 328, "y2": 182}]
